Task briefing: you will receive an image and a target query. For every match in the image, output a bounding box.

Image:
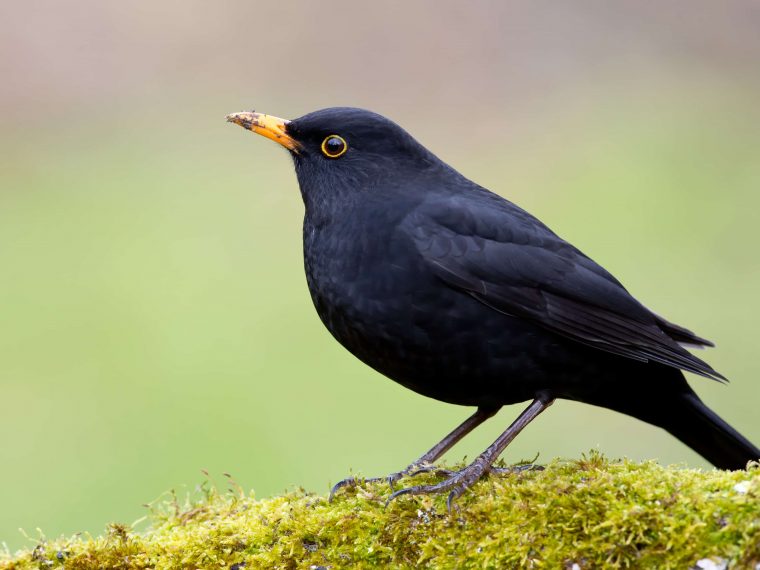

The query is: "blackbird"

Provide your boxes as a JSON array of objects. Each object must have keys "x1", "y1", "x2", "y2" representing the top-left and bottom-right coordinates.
[{"x1": 227, "y1": 107, "x2": 759, "y2": 506}]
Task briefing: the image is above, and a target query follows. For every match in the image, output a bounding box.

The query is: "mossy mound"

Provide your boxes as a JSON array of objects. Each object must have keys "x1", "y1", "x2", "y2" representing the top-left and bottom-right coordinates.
[{"x1": 2, "y1": 455, "x2": 759, "y2": 569}]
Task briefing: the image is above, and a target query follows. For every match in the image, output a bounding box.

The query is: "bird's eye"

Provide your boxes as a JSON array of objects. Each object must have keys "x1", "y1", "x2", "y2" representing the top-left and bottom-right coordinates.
[{"x1": 321, "y1": 135, "x2": 348, "y2": 158}]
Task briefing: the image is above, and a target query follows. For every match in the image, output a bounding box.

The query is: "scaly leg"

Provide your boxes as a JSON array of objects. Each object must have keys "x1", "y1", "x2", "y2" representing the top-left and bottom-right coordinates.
[
  {"x1": 329, "y1": 406, "x2": 500, "y2": 501},
  {"x1": 387, "y1": 396, "x2": 554, "y2": 511}
]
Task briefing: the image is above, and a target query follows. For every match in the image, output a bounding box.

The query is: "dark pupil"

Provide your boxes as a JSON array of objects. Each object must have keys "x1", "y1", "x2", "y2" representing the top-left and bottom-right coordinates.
[{"x1": 326, "y1": 137, "x2": 344, "y2": 155}]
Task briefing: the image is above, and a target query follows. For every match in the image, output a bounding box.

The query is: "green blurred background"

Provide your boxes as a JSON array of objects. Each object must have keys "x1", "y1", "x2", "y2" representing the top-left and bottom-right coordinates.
[{"x1": 2, "y1": 0, "x2": 759, "y2": 552}]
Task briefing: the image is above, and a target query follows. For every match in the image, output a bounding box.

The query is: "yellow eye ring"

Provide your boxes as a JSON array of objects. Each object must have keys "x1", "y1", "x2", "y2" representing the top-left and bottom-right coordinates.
[{"x1": 321, "y1": 135, "x2": 348, "y2": 158}]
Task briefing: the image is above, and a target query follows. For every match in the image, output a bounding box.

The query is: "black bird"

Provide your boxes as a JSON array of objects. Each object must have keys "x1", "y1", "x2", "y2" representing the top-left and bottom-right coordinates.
[{"x1": 227, "y1": 107, "x2": 759, "y2": 505}]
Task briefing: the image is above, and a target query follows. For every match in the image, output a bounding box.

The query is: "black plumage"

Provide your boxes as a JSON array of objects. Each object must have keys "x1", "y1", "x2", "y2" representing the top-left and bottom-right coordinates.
[{"x1": 227, "y1": 107, "x2": 759, "y2": 505}]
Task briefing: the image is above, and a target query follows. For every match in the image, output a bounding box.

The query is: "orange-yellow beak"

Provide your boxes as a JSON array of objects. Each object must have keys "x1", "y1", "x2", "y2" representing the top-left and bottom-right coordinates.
[{"x1": 226, "y1": 111, "x2": 301, "y2": 152}]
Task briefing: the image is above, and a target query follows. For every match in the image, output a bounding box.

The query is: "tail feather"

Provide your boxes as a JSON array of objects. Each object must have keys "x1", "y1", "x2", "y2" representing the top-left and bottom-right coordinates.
[
  {"x1": 660, "y1": 392, "x2": 759, "y2": 470},
  {"x1": 654, "y1": 314, "x2": 715, "y2": 348},
  {"x1": 588, "y1": 376, "x2": 759, "y2": 470}
]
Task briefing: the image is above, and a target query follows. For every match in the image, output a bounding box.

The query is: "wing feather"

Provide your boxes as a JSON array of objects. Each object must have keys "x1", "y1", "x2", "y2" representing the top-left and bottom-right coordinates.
[{"x1": 405, "y1": 195, "x2": 725, "y2": 382}]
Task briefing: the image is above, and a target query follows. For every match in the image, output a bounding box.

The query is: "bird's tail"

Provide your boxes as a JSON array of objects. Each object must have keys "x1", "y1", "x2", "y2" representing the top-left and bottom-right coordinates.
[
  {"x1": 590, "y1": 377, "x2": 759, "y2": 470},
  {"x1": 658, "y1": 392, "x2": 759, "y2": 470}
]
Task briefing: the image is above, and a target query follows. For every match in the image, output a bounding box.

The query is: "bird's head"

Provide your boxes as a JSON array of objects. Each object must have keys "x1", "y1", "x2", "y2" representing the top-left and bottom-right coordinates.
[{"x1": 226, "y1": 107, "x2": 442, "y2": 210}]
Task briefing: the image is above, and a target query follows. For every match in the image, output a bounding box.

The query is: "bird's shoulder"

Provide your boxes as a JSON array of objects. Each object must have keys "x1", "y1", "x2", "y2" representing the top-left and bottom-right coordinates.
[{"x1": 400, "y1": 185, "x2": 625, "y2": 295}]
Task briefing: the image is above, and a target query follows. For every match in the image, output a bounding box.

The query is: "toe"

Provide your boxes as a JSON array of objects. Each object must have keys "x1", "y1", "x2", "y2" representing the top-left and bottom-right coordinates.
[
  {"x1": 329, "y1": 477, "x2": 359, "y2": 502},
  {"x1": 490, "y1": 463, "x2": 543, "y2": 475}
]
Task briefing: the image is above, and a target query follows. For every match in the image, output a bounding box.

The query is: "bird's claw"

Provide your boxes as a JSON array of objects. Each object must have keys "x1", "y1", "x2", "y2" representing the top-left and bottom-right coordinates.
[
  {"x1": 329, "y1": 470, "x2": 409, "y2": 501},
  {"x1": 329, "y1": 474, "x2": 388, "y2": 502},
  {"x1": 329, "y1": 462, "x2": 455, "y2": 502},
  {"x1": 407, "y1": 463, "x2": 456, "y2": 478},
  {"x1": 490, "y1": 463, "x2": 543, "y2": 475},
  {"x1": 330, "y1": 460, "x2": 541, "y2": 504},
  {"x1": 385, "y1": 462, "x2": 542, "y2": 511},
  {"x1": 385, "y1": 460, "x2": 488, "y2": 511},
  {"x1": 329, "y1": 477, "x2": 356, "y2": 502}
]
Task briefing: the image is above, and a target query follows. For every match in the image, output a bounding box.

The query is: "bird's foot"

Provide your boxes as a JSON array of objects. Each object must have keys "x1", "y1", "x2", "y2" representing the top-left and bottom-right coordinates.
[
  {"x1": 386, "y1": 459, "x2": 488, "y2": 512},
  {"x1": 328, "y1": 474, "x2": 389, "y2": 502},
  {"x1": 491, "y1": 463, "x2": 543, "y2": 475},
  {"x1": 403, "y1": 462, "x2": 458, "y2": 481},
  {"x1": 329, "y1": 462, "x2": 455, "y2": 502},
  {"x1": 386, "y1": 461, "x2": 542, "y2": 511}
]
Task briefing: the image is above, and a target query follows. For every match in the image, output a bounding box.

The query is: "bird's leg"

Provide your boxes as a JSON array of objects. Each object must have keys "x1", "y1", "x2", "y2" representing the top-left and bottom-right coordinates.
[
  {"x1": 387, "y1": 395, "x2": 554, "y2": 511},
  {"x1": 329, "y1": 406, "x2": 499, "y2": 501},
  {"x1": 391, "y1": 405, "x2": 501, "y2": 481}
]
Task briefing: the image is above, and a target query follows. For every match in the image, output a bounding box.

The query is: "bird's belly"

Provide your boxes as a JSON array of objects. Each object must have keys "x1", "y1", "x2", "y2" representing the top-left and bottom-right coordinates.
[{"x1": 308, "y1": 275, "x2": 604, "y2": 407}]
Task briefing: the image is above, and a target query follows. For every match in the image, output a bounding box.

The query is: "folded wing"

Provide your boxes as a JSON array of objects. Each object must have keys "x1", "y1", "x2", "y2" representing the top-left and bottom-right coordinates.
[{"x1": 404, "y1": 193, "x2": 725, "y2": 382}]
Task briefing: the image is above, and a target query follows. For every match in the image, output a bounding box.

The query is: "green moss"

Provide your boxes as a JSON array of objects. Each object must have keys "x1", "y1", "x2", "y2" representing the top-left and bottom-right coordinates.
[{"x1": 2, "y1": 455, "x2": 759, "y2": 569}]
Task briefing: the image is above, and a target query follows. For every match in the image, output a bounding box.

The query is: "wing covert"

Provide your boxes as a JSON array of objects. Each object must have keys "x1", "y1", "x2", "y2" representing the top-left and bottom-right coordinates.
[{"x1": 404, "y1": 195, "x2": 724, "y2": 381}]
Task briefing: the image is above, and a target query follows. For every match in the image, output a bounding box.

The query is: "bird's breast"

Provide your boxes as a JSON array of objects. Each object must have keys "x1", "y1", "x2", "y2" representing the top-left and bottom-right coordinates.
[
  {"x1": 300, "y1": 217, "x2": 538, "y2": 404},
  {"x1": 303, "y1": 219, "x2": 429, "y2": 342}
]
